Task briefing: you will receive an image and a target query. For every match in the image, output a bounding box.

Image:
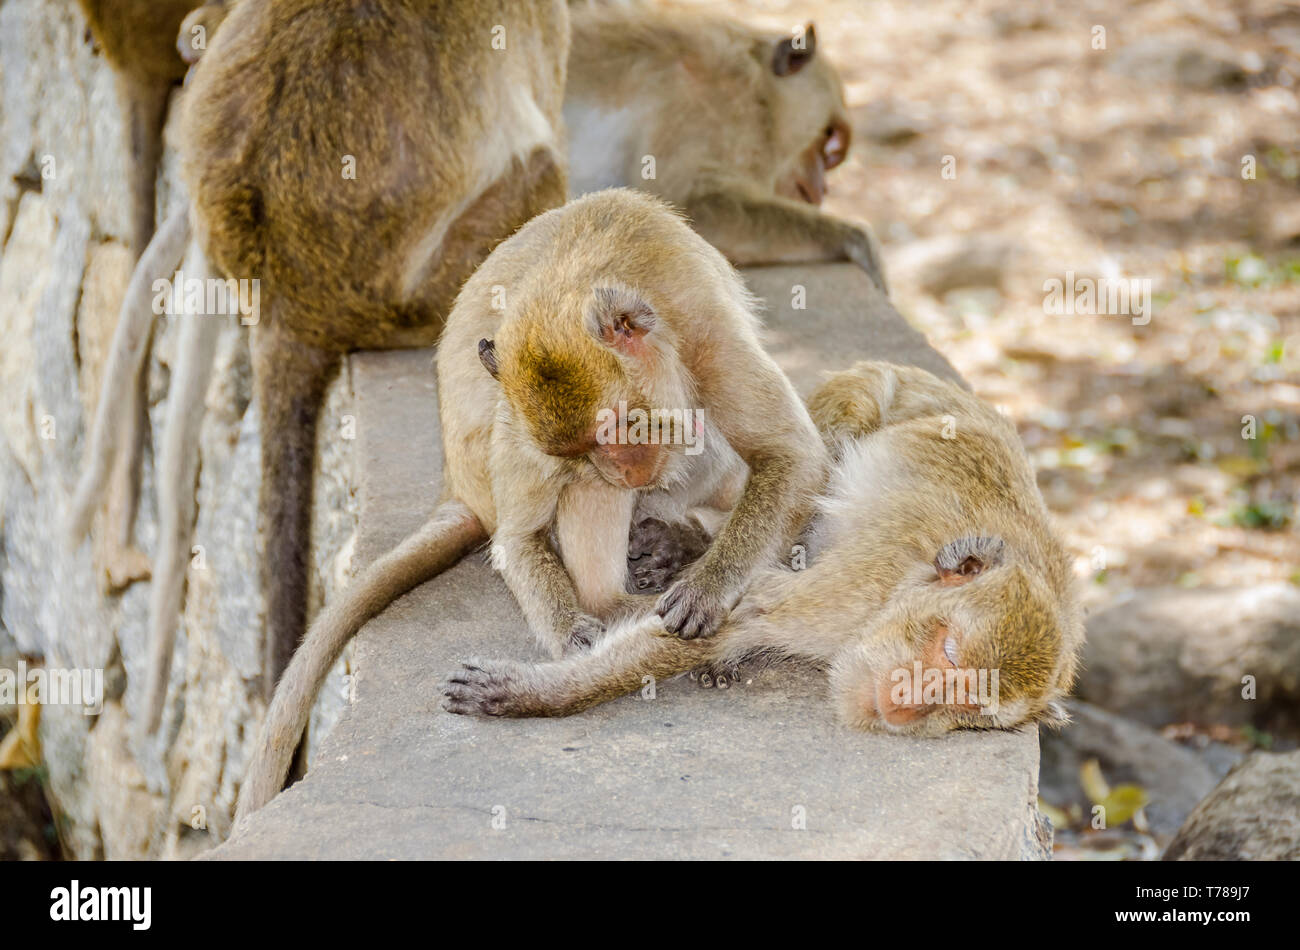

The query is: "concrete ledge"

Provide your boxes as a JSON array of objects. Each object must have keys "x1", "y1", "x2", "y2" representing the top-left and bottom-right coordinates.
[{"x1": 210, "y1": 264, "x2": 1049, "y2": 860}]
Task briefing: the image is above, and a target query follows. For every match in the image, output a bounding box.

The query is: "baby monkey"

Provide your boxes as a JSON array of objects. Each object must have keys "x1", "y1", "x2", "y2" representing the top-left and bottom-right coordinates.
[{"x1": 444, "y1": 361, "x2": 1084, "y2": 735}]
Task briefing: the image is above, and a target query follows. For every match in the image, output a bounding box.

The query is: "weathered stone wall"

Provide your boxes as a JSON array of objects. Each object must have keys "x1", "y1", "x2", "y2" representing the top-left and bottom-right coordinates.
[{"x1": 0, "y1": 0, "x2": 358, "y2": 859}]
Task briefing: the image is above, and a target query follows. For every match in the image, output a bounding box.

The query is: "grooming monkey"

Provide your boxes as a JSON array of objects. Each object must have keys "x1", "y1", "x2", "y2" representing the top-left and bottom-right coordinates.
[
  {"x1": 443, "y1": 361, "x2": 1085, "y2": 735},
  {"x1": 565, "y1": 3, "x2": 888, "y2": 292},
  {"x1": 68, "y1": 0, "x2": 571, "y2": 733},
  {"x1": 236, "y1": 189, "x2": 827, "y2": 818}
]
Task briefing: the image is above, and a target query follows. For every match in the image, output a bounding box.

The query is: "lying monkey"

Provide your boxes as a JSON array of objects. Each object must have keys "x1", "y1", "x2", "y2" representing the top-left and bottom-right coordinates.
[
  {"x1": 443, "y1": 361, "x2": 1084, "y2": 735},
  {"x1": 235, "y1": 189, "x2": 826, "y2": 818}
]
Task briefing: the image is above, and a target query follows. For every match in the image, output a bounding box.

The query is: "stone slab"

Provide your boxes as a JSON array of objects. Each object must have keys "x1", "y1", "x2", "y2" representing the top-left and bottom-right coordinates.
[{"x1": 209, "y1": 263, "x2": 1047, "y2": 860}]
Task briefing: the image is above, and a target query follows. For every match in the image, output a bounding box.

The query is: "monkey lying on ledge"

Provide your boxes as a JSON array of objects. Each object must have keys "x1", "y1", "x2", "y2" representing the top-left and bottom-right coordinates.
[{"x1": 443, "y1": 361, "x2": 1084, "y2": 735}]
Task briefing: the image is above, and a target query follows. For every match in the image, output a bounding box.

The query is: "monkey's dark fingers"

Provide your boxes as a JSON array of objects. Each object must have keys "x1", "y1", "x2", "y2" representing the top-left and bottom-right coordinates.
[
  {"x1": 655, "y1": 580, "x2": 727, "y2": 640},
  {"x1": 440, "y1": 662, "x2": 518, "y2": 717},
  {"x1": 844, "y1": 226, "x2": 889, "y2": 295},
  {"x1": 690, "y1": 660, "x2": 743, "y2": 689}
]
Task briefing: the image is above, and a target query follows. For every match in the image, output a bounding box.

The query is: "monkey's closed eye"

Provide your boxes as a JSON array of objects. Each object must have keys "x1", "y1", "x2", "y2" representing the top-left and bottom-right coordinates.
[{"x1": 943, "y1": 634, "x2": 960, "y2": 666}]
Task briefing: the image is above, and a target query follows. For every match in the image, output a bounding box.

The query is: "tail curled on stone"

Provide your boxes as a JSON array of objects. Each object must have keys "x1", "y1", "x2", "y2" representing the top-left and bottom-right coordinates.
[{"x1": 235, "y1": 499, "x2": 487, "y2": 822}]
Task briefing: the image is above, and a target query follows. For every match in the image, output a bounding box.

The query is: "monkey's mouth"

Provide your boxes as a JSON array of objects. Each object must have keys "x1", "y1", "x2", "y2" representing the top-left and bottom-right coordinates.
[
  {"x1": 778, "y1": 162, "x2": 827, "y2": 206},
  {"x1": 589, "y1": 441, "x2": 669, "y2": 490}
]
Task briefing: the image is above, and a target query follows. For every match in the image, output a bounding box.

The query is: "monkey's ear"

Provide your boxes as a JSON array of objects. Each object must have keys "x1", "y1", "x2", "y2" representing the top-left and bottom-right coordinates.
[
  {"x1": 772, "y1": 23, "x2": 817, "y2": 76},
  {"x1": 478, "y1": 338, "x2": 500, "y2": 379},
  {"x1": 586, "y1": 285, "x2": 657, "y2": 354},
  {"x1": 934, "y1": 536, "x2": 1005, "y2": 586}
]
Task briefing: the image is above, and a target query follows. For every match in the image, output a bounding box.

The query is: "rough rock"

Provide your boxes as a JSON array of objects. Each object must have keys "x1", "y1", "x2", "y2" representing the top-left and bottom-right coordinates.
[
  {"x1": 0, "y1": 0, "x2": 358, "y2": 858},
  {"x1": 1108, "y1": 36, "x2": 1256, "y2": 90},
  {"x1": 1039, "y1": 700, "x2": 1218, "y2": 837},
  {"x1": 1164, "y1": 751, "x2": 1300, "y2": 860},
  {"x1": 1078, "y1": 585, "x2": 1300, "y2": 731}
]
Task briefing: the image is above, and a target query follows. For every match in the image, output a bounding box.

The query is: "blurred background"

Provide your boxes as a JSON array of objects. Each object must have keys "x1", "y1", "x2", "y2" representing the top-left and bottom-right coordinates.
[{"x1": 683, "y1": 0, "x2": 1300, "y2": 858}]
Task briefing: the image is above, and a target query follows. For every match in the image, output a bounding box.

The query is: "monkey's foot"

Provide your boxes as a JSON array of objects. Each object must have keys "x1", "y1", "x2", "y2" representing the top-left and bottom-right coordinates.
[
  {"x1": 101, "y1": 543, "x2": 152, "y2": 594},
  {"x1": 688, "y1": 659, "x2": 747, "y2": 690},
  {"x1": 626, "y1": 517, "x2": 709, "y2": 594},
  {"x1": 441, "y1": 661, "x2": 529, "y2": 718}
]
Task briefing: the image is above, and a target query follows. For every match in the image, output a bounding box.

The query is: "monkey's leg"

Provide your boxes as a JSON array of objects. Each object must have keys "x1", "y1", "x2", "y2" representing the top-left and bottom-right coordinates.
[
  {"x1": 491, "y1": 529, "x2": 608, "y2": 658},
  {"x1": 442, "y1": 616, "x2": 717, "y2": 718},
  {"x1": 809, "y1": 362, "x2": 983, "y2": 445},
  {"x1": 123, "y1": 76, "x2": 170, "y2": 258},
  {"x1": 684, "y1": 189, "x2": 888, "y2": 294},
  {"x1": 250, "y1": 325, "x2": 339, "y2": 700},
  {"x1": 556, "y1": 479, "x2": 652, "y2": 622},
  {"x1": 442, "y1": 582, "x2": 810, "y2": 719},
  {"x1": 143, "y1": 311, "x2": 223, "y2": 733}
]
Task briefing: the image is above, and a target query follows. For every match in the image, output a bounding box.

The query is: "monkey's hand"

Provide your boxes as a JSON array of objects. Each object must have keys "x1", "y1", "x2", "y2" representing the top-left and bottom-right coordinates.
[
  {"x1": 842, "y1": 224, "x2": 889, "y2": 296},
  {"x1": 565, "y1": 614, "x2": 606, "y2": 653},
  {"x1": 442, "y1": 660, "x2": 535, "y2": 718},
  {"x1": 655, "y1": 569, "x2": 738, "y2": 640}
]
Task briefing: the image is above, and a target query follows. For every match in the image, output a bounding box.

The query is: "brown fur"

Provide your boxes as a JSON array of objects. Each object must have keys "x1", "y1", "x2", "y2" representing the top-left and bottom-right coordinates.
[
  {"x1": 565, "y1": 4, "x2": 887, "y2": 291},
  {"x1": 65, "y1": 0, "x2": 571, "y2": 735},
  {"x1": 76, "y1": 0, "x2": 197, "y2": 250},
  {"x1": 179, "y1": 0, "x2": 569, "y2": 708},
  {"x1": 237, "y1": 189, "x2": 826, "y2": 819},
  {"x1": 443, "y1": 361, "x2": 1084, "y2": 736}
]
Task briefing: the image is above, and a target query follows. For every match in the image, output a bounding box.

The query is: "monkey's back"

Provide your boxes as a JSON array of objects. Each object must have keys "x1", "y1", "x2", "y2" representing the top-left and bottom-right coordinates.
[
  {"x1": 181, "y1": 0, "x2": 568, "y2": 349},
  {"x1": 811, "y1": 362, "x2": 1072, "y2": 601}
]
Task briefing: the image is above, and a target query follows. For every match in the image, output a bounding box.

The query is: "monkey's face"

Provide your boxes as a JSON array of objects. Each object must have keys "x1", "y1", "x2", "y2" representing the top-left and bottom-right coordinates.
[
  {"x1": 828, "y1": 539, "x2": 1073, "y2": 736},
  {"x1": 764, "y1": 23, "x2": 852, "y2": 206},
  {"x1": 481, "y1": 285, "x2": 693, "y2": 491}
]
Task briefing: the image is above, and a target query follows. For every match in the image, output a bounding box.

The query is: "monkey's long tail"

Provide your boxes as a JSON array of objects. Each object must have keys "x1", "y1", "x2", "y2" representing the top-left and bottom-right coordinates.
[
  {"x1": 66, "y1": 209, "x2": 191, "y2": 544},
  {"x1": 235, "y1": 500, "x2": 488, "y2": 822}
]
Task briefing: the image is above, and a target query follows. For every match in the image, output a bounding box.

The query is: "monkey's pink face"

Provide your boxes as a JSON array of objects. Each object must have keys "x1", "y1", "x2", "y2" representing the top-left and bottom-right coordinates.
[
  {"x1": 481, "y1": 285, "x2": 687, "y2": 492},
  {"x1": 775, "y1": 118, "x2": 851, "y2": 206},
  {"x1": 831, "y1": 617, "x2": 986, "y2": 737},
  {"x1": 587, "y1": 436, "x2": 671, "y2": 490},
  {"x1": 828, "y1": 539, "x2": 1067, "y2": 736}
]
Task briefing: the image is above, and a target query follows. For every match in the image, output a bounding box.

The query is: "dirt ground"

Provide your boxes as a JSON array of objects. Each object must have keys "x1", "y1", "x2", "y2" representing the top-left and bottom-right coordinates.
[{"x1": 682, "y1": 0, "x2": 1299, "y2": 609}]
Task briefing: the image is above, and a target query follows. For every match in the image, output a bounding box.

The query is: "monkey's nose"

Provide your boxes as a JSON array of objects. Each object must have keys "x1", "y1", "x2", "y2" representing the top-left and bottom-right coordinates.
[{"x1": 874, "y1": 676, "x2": 938, "y2": 727}]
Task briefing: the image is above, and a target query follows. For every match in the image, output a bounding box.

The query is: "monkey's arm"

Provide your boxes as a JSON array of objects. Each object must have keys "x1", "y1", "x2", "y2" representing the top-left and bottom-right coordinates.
[
  {"x1": 442, "y1": 615, "x2": 719, "y2": 718},
  {"x1": 657, "y1": 352, "x2": 827, "y2": 639},
  {"x1": 683, "y1": 186, "x2": 888, "y2": 294}
]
